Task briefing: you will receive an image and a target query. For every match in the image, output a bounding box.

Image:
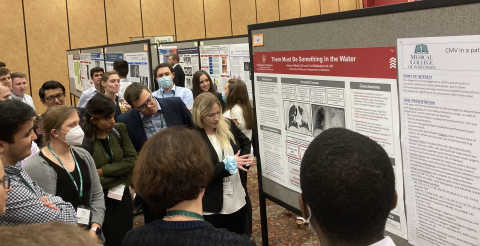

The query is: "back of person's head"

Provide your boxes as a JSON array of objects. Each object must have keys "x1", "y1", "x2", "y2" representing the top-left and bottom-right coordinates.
[
  {"x1": 10, "y1": 72, "x2": 26, "y2": 81},
  {"x1": 0, "y1": 221, "x2": 99, "y2": 246},
  {"x1": 39, "y1": 81, "x2": 65, "y2": 101},
  {"x1": 39, "y1": 105, "x2": 78, "y2": 144},
  {"x1": 0, "y1": 67, "x2": 10, "y2": 77},
  {"x1": 99, "y1": 71, "x2": 117, "y2": 94},
  {"x1": 169, "y1": 53, "x2": 180, "y2": 63},
  {"x1": 133, "y1": 127, "x2": 213, "y2": 210},
  {"x1": 153, "y1": 63, "x2": 174, "y2": 78},
  {"x1": 300, "y1": 128, "x2": 396, "y2": 245},
  {"x1": 0, "y1": 100, "x2": 36, "y2": 143},
  {"x1": 82, "y1": 93, "x2": 116, "y2": 141},
  {"x1": 90, "y1": 67, "x2": 104, "y2": 79},
  {"x1": 113, "y1": 60, "x2": 128, "y2": 78},
  {"x1": 0, "y1": 61, "x2": 6, "y2": 68},
  {"x1": 192, "y1": 70, "x2": 215, "y2": 98},
  {"x1": 124, "y1": 82, "x2": 148, "y2": 106},
  {"x1": 225, "y1": 79, "x2": 253, "y2": 129}
]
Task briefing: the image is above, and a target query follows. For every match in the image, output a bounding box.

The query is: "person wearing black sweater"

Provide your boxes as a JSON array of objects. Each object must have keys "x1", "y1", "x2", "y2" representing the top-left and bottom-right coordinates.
[{"x1": 122, "y1": 127, "x2": 254, "y2": 246}]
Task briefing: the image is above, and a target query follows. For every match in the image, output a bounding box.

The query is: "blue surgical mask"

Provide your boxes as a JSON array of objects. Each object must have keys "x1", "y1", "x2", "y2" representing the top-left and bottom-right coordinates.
[
  {"x1": 158, "y1": 76, "x2": 173, "y2": 89},
  {"x1": 222, "y1": 91, "x2": 227, "y2": 102}
]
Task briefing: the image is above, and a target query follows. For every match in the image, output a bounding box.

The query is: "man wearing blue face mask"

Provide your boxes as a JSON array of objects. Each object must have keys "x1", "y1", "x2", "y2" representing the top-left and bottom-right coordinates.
[{"x1": 152, "y1": 63, "x2": 194, "y2": 110}]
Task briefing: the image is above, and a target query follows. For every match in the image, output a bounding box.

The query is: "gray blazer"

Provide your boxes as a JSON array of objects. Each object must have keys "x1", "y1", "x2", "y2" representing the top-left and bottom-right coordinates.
[{"x1": 24, "y1": 146, "x2": 105, "y2": 227}]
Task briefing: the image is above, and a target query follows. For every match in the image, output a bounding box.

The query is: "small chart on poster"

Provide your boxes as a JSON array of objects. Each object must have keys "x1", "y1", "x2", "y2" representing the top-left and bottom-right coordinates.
[
  {"x1": 230, "y1": 43, "x2": 252, "y2": 99},
  {"x1": 200, "y1": 45, "x2": 230, "y2": 92},
  {"x1": 178, "y1": 47, "x2": 199, "y2": 89},
  {"x1": 253, "y1": 47, "x2": 408, "y2": 239},
  {"x1": 124, "y1": 52, "x2": 150, "y2": 88}
]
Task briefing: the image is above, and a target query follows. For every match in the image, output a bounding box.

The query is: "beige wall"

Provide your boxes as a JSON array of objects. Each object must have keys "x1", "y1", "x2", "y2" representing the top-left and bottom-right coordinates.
[{"x1": 0, "y1": 0, "x2": 362, "y2": 111}]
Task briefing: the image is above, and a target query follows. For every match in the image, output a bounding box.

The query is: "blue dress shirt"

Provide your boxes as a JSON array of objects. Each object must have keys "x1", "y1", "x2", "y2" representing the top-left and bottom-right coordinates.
[
  {"x1": 77, "y1": 85, "x2": 98, "y2": 108},
  {"x1": 139, "y1": 100, "x2": 168, "y2": 139},
  {"x1": 152, "y1": 85, "x2": 194, "y2": 109}
]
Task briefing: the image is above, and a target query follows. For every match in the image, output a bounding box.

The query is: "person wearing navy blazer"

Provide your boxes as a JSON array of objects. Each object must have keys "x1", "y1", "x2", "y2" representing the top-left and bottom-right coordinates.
[{"x1": 117, "y1": 83, "x2": 194, "y2": 223}]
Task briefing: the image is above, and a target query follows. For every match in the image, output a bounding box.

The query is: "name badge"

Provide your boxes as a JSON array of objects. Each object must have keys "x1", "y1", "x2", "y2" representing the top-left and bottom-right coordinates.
[
  {"x1": 77, "y1": 206, "x2": 91, "y2": 225},
  {"x1": 108, "y1": 183, "x2": 125, "y2": 201},
  {"x1": 223, "y1": 181, "x2": 234, "y2": 195}
]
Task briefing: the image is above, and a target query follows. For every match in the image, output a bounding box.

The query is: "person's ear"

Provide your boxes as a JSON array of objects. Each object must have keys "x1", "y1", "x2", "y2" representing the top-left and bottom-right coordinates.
[
  {"x1": 391, "y1": 191, "x2": 398, "y2": 210},
  {"x1": 51, "y1": 129, "x2": 59, "y2": 138},
  {"x1": 171, "y1": 72, "x2": 175, "y2": 79},
  {"x1": 101, "y1": 81, "x2": 106, "y2": 88},
  {"x1": 298, "y1": 193, "x2": 310, "y2": 219},
  {"x1": 0, "y1": 140, "x2": 6, "y2": 154},
  {"x1": 90, "y1": 117, "x2": 97, "y2": 124}
]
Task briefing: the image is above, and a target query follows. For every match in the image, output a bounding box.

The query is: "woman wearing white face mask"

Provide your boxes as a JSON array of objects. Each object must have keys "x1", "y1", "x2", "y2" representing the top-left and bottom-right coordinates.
[{"x1": 24, "y1": 105, "x2": 105, "y2": 241}]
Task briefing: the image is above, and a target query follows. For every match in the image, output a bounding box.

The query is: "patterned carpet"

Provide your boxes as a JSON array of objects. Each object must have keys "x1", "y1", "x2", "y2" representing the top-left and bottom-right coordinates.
[{"x1": 133, "y1": 160, "x2": 321, "y2": 246}]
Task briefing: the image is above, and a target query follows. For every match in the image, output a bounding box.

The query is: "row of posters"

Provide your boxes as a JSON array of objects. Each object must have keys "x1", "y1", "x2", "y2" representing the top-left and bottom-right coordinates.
[{"x1": 253, "y1": 47, "x2": 408, "y2": 239}]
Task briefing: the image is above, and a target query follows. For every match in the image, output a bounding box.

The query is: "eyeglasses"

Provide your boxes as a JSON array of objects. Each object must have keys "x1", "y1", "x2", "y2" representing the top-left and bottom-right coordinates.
[
  {"x1": 45, "y1": 93, "x2": 65, "y2": 103},
  {"x1": 1, "y1": 175, "x2": 11, "y2": 190},
  {"x1": 134, "y1": 95, "x2": 154, "y2": 112}
]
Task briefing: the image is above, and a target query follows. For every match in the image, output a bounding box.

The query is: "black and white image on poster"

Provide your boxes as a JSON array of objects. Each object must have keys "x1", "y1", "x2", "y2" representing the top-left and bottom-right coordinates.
[
  {"x1": 284, "y1": 101, "x2": 312, "y2": 136},
  {"x1": 311, "y1": 105, "x2": 345, "y2": 137},
  {"x1": 178, "y1": 47, "x2": 199, "y2": 89}
]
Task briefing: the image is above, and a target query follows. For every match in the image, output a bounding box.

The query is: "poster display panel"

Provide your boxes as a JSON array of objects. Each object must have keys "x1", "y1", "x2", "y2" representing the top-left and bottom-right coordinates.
[
  {"x1": 178, "y1": 47, "x2": 199, "y2": 89},
  {"x1": 200, "y1": 45, "x2": 230, "y2": 92},
  {"x1": 253, "y1": 47, "x2": 408, "y2": 239},
  {"x1": 105, "y1": 53, "x2": 124, "y2": 72},
  {"x1": 230, "y1": 43, "x2": 252, "y2": 99},
  {"x1": 80, "y1": 53, "x2": 92, "y2": 92},
  {"x1": 159, "y1": 46, "x2": 177, "y2": 64},
  {"x1": 124, "y1": 52, "x2": 150, "y2": 87},
  {"x1": 398, "y1": 35, "x2": 480, "y2": 246}
]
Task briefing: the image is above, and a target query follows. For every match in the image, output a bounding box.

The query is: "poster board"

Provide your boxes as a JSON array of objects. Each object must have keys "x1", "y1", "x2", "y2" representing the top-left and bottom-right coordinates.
[
  {"x1": 67, "y1": 49, "x2": 82, "y2": 98},
  {"x1": 158, "y1": 40, "x2": 199, "y2": 89},
  {"x1": 249, "y1": 0, "x2": 480, "y2": 245},
  {"x1": 81, "y1": 48, "x2": 104, "y2": 92}
]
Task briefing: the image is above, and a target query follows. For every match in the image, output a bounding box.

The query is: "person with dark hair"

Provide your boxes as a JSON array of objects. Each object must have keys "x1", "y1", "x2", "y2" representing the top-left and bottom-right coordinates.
[
  {"x1": 152, "y1": 63, "x2": 193, "y2": 110},
  {"x1": 192, "y1": 70, "x2": 225, "y2": 110},
  {"x1": 39, "y1": 80, "x2": 66, "y2": 108},
  {"x1": 24, "y1": 105, "x2": 105, "y2": 241},
  {"x1": 99, "y1": 71, "x2": 121, "y2": 121},
  {"x1": 10, "y1": 72, "x2": 35, "y2": 111},
  {"x1": 0, "y1": 61, "x2": 6, "y2": 68},
  {"x1": 113, "y1": 60, "x2": 130, "y2": 100},
  {"x1": 77, "y1": 67, "x2": 105, "y2": 108},
  {"x1": 81, "y1": 93, "x2": 137, "y2": 246},
  {"x1": 192, "y1": 92, "x2": 252, "y2": 235},
  {"x1": 0, "y1": 67, "x2": 12, "y2": 88},
  {"x1": 168, "y1": 53, "x2": 185, "y2": 87},
  {"x1": 122, "y1": 127, "x2": 255, "y2": 246},
  {"x1": 299, "y1": 128, "x2": 397, "y2": 246},
  {"x1": 0, "y1": 100, "x2": 77, "y2": 226},
  {"x1": 117, "y1": 83, "x2": 193, "y2": 224}
]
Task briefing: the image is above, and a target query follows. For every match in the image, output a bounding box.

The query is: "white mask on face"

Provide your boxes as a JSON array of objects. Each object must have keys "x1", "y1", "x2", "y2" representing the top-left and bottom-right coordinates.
[{"x1": 57, "y1": 126, "x2": 84, "y2": 146}]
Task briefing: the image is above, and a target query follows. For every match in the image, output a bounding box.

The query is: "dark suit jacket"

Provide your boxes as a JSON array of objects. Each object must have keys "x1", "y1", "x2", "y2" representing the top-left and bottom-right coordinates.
[
  {"x1": 117, "y1": 97, "x2": 194, "y2": 152},
  {"x1": 196, "y1": 119, "x2": 251, "y2": 213},
  {"x1": 173, "y1": 64, "x2": 185, "y2": 87}
]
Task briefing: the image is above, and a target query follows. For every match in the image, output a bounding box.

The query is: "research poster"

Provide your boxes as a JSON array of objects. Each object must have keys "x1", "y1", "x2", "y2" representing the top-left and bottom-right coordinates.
[
  {"x1": 200, "y1": 45, "x2": 230, "y2": 92},
  {"x1": 230, "y1": 43, "x2": 253, "y2": 99},
  {"x1": 398, "y1": 35, "x2": 480, "y2": 246},
  {"x1": 73, "y1": 54, "x2": 81, "y2": 91},
  {"x1": 80, "y1": 53, "x2": 91, "y2": 92},
  {"x1": 253, "y1": 47, "x2": 408, "y2": 239},
  {"x1": 105, "y1": 53, "x2": 123, "y2": 72},
  {"x1": 178, "y1": 47, "x2": 199, "y2": 89},
  {"x1": 158, "y1": 46, "x2": 177, "y2": 64},
  {"x1": 124, "y1": 52, "x2": 150, "y2": 88}
]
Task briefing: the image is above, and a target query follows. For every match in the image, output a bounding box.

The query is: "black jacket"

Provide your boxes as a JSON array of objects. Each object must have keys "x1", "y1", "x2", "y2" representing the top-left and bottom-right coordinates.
[
  {"x1": 173, "y1": 64, "x2": 185, "y2": 87},
  {"x1": 196, "y1": 119, "x2": 251, "y2": 213}
]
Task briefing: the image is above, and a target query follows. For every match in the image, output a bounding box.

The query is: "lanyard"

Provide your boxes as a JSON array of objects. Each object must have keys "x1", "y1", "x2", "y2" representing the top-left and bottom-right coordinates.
[
  {"x1": 19, "y1": 175, "x2": 35, "y2": 194},
  {"x1": 48, "y1": 145, "x2": 83, "y2": 199},
  {"x1": 141, "y1": 112, "x2": 164, "y2": 134},
  {"x1": 165, "y1": 210, "x2": 204, "y2": 220},
  {"x1": 160, "y1": 86, "x2": 175, "y2": 98},
  {"x1": 105, "y1": 134, "x2": 114, "y2": 164}
]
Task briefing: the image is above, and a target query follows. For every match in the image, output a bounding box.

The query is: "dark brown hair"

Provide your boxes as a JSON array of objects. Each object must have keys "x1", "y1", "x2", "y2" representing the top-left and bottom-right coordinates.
[
  {"x1": 133, "y1": 127, "x2": 214, "y2": 210},
  {"x1": 10, "y1": 72, "x2": 26, "y2": 81},
  {"x1": 192, "y1": 70, "x2": 215, "y2": 98},
  {"x1": 225, "y1": 79, "x2": 254, "y2": 130},
  {"x1": 124, "y1": 82, "x2": 148, "y2": 106},
  {"x1": 169, "y1": 53, "x2": 180, "y2": 63},
  {"x1": 99, "y1": 71, "x2": 117, "y2": 94}
]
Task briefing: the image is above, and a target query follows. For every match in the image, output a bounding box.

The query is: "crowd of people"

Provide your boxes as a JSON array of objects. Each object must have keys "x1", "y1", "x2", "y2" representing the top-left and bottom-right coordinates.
[{"x1": 0, "y1": 56, "x2": 397, "y2": 246}]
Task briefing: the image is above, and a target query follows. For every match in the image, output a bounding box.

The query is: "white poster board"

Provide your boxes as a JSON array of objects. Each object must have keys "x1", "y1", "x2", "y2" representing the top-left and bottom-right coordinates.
[
  {"x1": 200, "y1": 45, "x2": 230, "y2": 92},
  {"x1": 230, "y1": 43, "x2": 252, "y2": 100}
]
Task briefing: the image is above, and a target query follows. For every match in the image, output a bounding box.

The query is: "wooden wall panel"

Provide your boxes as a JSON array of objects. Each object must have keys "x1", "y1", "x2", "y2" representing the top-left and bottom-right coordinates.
[
  {"x1": 0, "y1": 0, "x2": 30, "y2": 94},
  {"x1": 357, "y1": 0, "x2": 364, "y2": 8},
  {"x1": 279, "y1": 0, "x2": 300, "y2": 20},
  {"x1": 256, "y1": 0, "x2": 280, "y2": 23},
  {"x1": 339, "y1": 0, "x2": 358, "y2": 11},
  {"x1": 204, "y1": 0, "x2": 232, "y2": 38},
  {"x1": 105, "y1": 0, "x2": 142, "y2": 44},
  {"x1": 174, "y1": 0, "x2": 205, "y2": 41},
  {"x1": 142, "y1": 0, "x2": 176, "y2": 37},
  {"x1": 67, "y1": 0, "x2": 107, "y2": 49},
  {"x1": 300, "y1": 0, "x2": 321, "y2": 17},
  {"x1": 24, "y1": 0, "x2": 70, "y2": 113},
  {"x1": 320, "y1": 0, "x2": 339, "y2": 14},
  {"x1": 231, "y1": 0, "x2": 256, "y2": 35}
]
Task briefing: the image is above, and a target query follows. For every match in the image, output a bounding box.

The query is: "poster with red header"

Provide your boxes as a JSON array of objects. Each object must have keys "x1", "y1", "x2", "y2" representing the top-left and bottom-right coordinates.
[{"x1": 253, "y1": 47, "x2": 408, "y2": 239}]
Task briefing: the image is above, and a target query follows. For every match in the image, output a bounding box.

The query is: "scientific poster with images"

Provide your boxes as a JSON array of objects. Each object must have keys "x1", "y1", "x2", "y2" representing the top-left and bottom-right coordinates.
[
  {"x1": 178, "y1": 47, "x2": 199, "y2": 89},
  {"x1": 230, "y1": 43, "x2": 252, "y2": 99},
  {"x1": 124, "y1": 52, "x2": 150, "y2": 88},
  {"x1": 253, "y1": 47, "x2": 408, "y2": 239},
  {"x1": 80, "y1": 53, "x2": 92, "y2": 92},
  {"x1": 90, "y1": 53, "x2": 105, "y2": 70},
  {"x1": 398, "y1": 35, "x2": 480, "y2": 246},
  {"x1": 159, "y1": 46, "x2": 177, "y2": 63},
  {"x1": 105, "y1": 53, "x2": 123, "y2": 72},
  {"x1": 200, "y1": 45, "x2": 230, "y2": 92},
  {"x1": 69, "y1": 54, "x2": 82, "y2": 91}
]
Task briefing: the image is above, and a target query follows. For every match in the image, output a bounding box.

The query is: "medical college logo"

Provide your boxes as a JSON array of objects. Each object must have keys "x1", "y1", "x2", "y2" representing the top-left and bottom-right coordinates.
[
  {"x1": 262, "y1": 55, "x2": 266, "y2": 63},
  {"x1": 409, "y1": 44, "x2": 436, "y2": 69}
]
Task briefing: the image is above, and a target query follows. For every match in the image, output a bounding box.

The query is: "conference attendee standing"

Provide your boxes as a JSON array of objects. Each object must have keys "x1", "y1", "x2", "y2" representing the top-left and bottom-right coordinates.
[
  {"x1": 117, "y1": 83, "x2": 193, "y2": 223},
  {"x1": 77, "y1": 67, "x2": 104, "y2": 108},
  {"x1": 100, "y1": 71, "x2": 122, "y2": 121},
  {"x1": 82, "y1": 93, "x2": 137, "y2": 246},
  {"x1": 152, "y1": 63, "x2": 193, "y2": 110},
  {"x1": 168, "y1": 53, "x2": 185, "y2": 87},
  {"x1": 192, "y1": 92, "x2": 252, "y2": 235},
  {"x1": 113, "y1": 60, "x2": 131, "y2": 101},
  {"x1": 192, "y1": 70, "x2": 225, "y2": 111},
  {"x1": 122, "y1": 127, "x2": 255, "y2": 246},
  {"x1": 10, "y1": 72, "x2": 35, "y2": 111},
  {"x1": 222, "y1": 79, "x2": 255, "y2": 237},
  {"x1": 23, "y1": 105, "x2": 105, "y2": 241}
]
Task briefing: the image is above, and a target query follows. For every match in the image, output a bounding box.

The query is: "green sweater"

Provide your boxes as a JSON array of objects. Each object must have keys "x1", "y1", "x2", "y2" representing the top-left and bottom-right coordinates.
[{"x1": 83, "y1": 123, "x2": 137, "y2": 189}]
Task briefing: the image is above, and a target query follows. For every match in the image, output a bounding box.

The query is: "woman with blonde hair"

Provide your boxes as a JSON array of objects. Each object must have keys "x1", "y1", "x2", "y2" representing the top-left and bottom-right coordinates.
[
  {"x1": 99, "y1": 71, "x2": 122, "y2": 121},
  {"x1": 24, "y1": 105, "x2": 105, "y2": 241},
  {"x1": 192, "y1": 92, "x2": 252, "y2": 234}
]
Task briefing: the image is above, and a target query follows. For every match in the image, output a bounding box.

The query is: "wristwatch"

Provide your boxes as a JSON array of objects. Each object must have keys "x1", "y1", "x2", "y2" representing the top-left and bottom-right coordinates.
[{"x1": 90, "y1": 226, "x2": 102, "y2": 236}]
